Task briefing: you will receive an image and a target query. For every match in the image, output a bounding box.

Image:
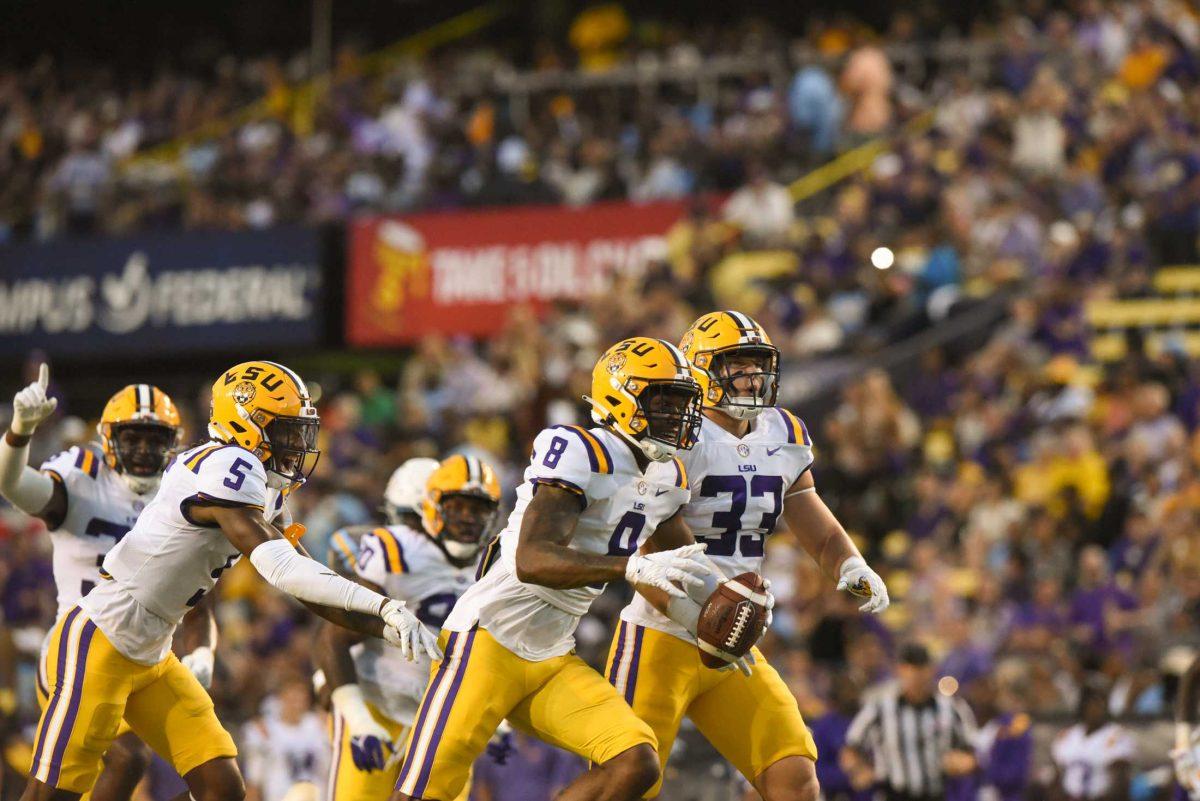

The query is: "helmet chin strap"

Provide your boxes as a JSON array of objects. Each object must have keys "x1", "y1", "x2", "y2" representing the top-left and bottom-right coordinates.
[
  {"x1": 443, "y1": 539, "x2": 480, "y2": 559},
  {"x1": 583, "y1": 395, "x2": 678, "y2": 463},
  {"x1": 121, "y1": 473, "x2": 161, "y2": 496},
  {"x1": 718, "y1": 400, "x2": 766, "y2": 420}
]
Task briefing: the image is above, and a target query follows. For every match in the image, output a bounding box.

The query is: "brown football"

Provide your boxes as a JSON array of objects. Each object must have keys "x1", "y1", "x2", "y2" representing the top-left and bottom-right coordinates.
[{"x1": 696, "y1": 572, "x2": 770, "y2": 669}]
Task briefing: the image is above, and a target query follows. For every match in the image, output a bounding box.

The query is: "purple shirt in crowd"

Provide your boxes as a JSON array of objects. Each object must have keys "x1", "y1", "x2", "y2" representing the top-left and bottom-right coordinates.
[{"x1": 470, "y1": 734, "x2": 584, "y2": 801}]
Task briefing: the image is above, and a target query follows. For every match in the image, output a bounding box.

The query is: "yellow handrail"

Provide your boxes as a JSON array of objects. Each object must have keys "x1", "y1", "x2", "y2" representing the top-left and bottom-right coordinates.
[
  {"x1": 788, "y1": 110, "x2": 935, "y2": 202},
  {"x1": 121, "y1": 2, "x2": 509, "y2": 172}
]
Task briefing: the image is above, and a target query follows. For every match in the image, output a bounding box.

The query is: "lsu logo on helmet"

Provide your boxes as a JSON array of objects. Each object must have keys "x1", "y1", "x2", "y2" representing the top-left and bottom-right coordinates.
[
  {"x1": 209, "y1": 361, "x2": 320, "y2": 489},
  {"x1": 584, "y1": 337, "x2": 703, "y2": 462},
  {"x1": 680, "y1": 311, "x2": 779, "y2": 420}
]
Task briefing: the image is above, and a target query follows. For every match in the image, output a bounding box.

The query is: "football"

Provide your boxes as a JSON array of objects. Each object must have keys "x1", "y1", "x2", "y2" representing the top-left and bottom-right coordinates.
[{"x1": 696, "y1": 572, "x2": 770, "y2": 669}]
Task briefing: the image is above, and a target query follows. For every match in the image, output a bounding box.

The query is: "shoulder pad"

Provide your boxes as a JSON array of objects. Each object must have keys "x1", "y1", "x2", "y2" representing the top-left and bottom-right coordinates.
[
  {"x1": 773, "y1": 407, "x2": 812, "y2": 446},
  {"x1": 364, "y1": 526, "x2": 409, "y2": 574},
  {"x1": 550, "y1": 425, "x2": 615, "y2": 474},
  {"x1": 41, "y1": 445, "x2": 101, "y2": 481}
]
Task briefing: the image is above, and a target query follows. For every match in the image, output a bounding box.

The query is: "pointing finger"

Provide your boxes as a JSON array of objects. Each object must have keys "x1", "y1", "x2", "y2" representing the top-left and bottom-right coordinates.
[{"x1": 38, "y1": 363, "x2": 49, "y2": 390}]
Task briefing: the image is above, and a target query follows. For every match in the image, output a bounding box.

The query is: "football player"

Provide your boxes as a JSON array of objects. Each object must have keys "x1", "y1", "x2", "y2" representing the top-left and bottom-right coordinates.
[
  {"x1": 0, "y1": 369, "x2": 216, "y2": 801},
  {"x1": 610, "y1": 311, "x2": 891, "y2": 801},
  {"x1": 16, "y1": 360, "x2": 439, "y2": 801},
  {"x1": 325, "y1": 458, "x2": 439, "y2": 578},
  {"x1": 319, "y1": 454, "x2": 498, "y2": 801},
  {"x1": 1173, "y1": 654, "x2": 1200, "y2": 798},
  {"x1": 389, "y1": 337, "x2": 714, "y2": 801}
]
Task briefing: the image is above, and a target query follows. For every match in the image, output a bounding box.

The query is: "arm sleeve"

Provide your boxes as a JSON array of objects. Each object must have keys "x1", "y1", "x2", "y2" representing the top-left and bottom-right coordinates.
[
  {"x1": 0, "y1": 438, "x2": 58, "y2": 514},
  {"x1": 249, "y1": 538, "x2": 389, "y2": 615},
  {"x1": 527, "y1": 428, "x2": 600, "y2": 506},
  {"x1": 951, "y1": 698, "x2": 978, "y2": 750}
]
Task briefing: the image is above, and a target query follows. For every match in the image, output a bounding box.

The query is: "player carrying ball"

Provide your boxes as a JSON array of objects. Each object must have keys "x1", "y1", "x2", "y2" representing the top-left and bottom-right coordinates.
[
  {"x1": 609, "y1": 311, "x2": 890, "y2": 801},
  {"x1": 389, "y1": 337, "x2": 714, "y2": 801}
]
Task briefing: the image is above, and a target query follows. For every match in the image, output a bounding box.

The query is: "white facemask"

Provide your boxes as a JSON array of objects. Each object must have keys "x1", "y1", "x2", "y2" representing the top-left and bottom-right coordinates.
[{"x1": 121, "y1": 473, "x2": 161, "y2": 496}]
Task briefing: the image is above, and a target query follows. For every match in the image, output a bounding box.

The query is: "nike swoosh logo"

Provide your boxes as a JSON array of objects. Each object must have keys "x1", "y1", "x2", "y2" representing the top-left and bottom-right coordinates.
[
  {"x1": 767, "y1": 446, "x2": 782, "y2": 456},
  {"x1": 655, "y1": 489, "x2": 670, "y2": 496}
]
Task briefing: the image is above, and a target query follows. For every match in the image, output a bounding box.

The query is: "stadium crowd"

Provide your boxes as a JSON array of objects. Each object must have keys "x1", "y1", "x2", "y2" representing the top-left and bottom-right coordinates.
[{"x1": 2, "y1": 0, "x2": 1200, "y2": 799}]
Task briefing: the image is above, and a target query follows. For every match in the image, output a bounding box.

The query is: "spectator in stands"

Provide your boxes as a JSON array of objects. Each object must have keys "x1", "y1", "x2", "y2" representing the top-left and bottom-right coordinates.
[{"x1": 721, "y1": 159, "x2": 795, "y2": 247}]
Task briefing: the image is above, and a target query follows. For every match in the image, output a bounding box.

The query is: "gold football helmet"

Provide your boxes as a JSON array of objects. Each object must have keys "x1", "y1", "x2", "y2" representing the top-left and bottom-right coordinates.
[
  {"x1": 98, "y1": 384, "x2": 183, "y2": 494},
  {"x1": 584, "y1": 337, "x2": 702, "y2": 462},
  {"x1": 680, "y1": 311, "x2": 779, "y2": 420},
  {"x1": 420, "y1": 454, "x2": 501, "y2": 561},
  {"x1": 209, "y1": 360, "x2": 320, "y2": 489}
]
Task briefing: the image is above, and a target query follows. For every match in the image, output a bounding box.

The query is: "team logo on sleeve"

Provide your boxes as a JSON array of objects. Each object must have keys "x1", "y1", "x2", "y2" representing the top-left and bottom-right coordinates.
[{"x1": 233, "y1": 381, "x2": 257, "y2": 405}]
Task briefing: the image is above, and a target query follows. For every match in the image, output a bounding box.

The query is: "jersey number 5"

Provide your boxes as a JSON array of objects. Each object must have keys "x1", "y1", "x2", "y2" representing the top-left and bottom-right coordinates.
[{"x1": 697, "y1": 474, "x2": 783, "y2": 557}]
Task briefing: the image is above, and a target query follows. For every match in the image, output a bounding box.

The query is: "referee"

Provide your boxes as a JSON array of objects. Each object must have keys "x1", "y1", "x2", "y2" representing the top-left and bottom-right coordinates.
[{"x1": 839, "y1": 643, "x2": 978, "y2": 801}]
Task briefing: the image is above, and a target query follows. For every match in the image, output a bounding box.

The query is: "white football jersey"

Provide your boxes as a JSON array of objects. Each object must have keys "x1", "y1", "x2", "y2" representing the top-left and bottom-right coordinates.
[
  {"x1": 1051, "y1": 722, "x2": 1135, "y2": 799},
  {"x1": 241, "y1": 710, "x2": 329, "y2": 801},
  {"x1": 351, "y1": 524, "x2": 475, "y2": 725},
  {"x1": 622, "y1": 409, "x2": 814, "y2": 641},
  {"x1": 80, "y1": 441, "x2": 287, "y2": 664},
  {"x1": 39, "y1": 445, "x2": 148, "y2": 619},
  {"x1": 444, "y1": 424, "x2": 689, "y2": 661}
]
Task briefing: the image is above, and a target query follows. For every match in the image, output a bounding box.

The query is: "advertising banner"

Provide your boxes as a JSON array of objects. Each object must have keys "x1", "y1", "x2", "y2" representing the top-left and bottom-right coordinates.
[
  {"x1": 0, "y1": 227, "x2": 323, "y2": 358},
  {"x1": 346, "y1": 199, "x2": 689, "y2": 345}
]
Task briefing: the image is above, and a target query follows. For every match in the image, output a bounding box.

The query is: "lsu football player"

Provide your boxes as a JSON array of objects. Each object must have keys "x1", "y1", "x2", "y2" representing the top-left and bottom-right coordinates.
[
  {"x1": 0, "y1": 368, "x2": 217, "y2": 801},
  {"x1": 16, "y1": 361, "x2": 440, "y2": 801},
  {"x1": 325, "y1": 458, "x2": 440, "y2": 578},
  {"x1": 609, "y1": 312, "x2": 891, "y2": 801},
  {"x1": 319, "y1": 454, "x2": 498, "y2": 801},
  {"x1": 389, "y1": 338, "x2": 715, "y2": 801}
]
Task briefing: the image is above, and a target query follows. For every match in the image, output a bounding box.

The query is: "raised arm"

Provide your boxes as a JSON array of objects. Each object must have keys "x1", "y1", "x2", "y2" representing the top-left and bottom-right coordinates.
[
  {"x1": 781, "y1": 470, "x2": 889, "y2": 613},
  {"x1": 0, "y1": 364, "x2": 67, "y2": 526}
]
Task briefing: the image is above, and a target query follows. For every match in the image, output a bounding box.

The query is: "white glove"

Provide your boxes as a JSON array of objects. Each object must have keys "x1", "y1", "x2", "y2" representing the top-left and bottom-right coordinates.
[
  {"x1": 331, "y1": 684, "x2": 395, "y2": 772},
  {"x1": 11, "y1": 364, "x2": 56, "y2": 436},
  {"x1": 380, "y1": 600, "x2": 442, "y2": 661},
  {"x1": 837, "y1": 556, "x2": 890, "y2": 614},
  {"x1": 1175, "y1": 725, "x2": 1200, "y2": 800},
  {"x1": 625, "y1": 543, "x2": 712, "y2": 599},
  {"x1": 716, "y1": 649, "x2": 756, "y2": 677},
  {"x1": 180, "y1": 646, "x2": 215, "y2": 689}
]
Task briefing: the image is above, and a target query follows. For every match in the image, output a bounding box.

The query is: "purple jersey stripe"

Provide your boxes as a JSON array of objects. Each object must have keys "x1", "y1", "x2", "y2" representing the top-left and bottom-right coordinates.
[
  {"x1": 556, "y1": 426, "x2": 601, "y2": 472},
  {"x1": 30, "y1": 607, "x2": 80, "y2": 772},
  {"x1": 412, "y1": 629, "x2": 478, "y2": 797},
  {"x1": 624, "y1": 625, "x2": 645, "y2": 706},
  {"x1": 395, "y1": 632, "x2": 459, "y2": 792},
  {"x1": 776, "y1": 408, "x2": 797, "y2": 444},
  {"x1": 607, "y1": 622, "x2": 628, "y2": 685},
  {"x1": 47, "y1": 619, "x2": 97, "y2": 786}
]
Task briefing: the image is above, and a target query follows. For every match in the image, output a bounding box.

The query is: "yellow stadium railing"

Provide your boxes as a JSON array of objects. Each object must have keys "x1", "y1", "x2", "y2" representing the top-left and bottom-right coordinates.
[
  {"x1": 788, "y1": 110, "x2": 935, "y2": 203},
  {"x1": 1086, "y1": 298, "x2": 1200, "y2": 328},
  {"x1": 122, "y1": 2, "x2": 509, "y2": 172},
  {"x1": 1090, "y1": 330, "x2": 1200, "y2": 362},
  {"x1": 1153, "y1": 265, "x2": 1200, "y2": 294}
]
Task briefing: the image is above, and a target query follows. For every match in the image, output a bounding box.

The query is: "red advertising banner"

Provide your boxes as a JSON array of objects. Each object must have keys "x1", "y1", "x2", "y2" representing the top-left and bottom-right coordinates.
[{"x1": 346, "y1": 199, "x2": 690, "y2": 345}]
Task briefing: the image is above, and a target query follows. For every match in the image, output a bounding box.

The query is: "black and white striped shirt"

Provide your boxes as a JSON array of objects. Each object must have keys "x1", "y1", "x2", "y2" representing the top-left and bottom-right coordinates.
[{"x1": 845, "y1": 682, "x2": 978, "y2": 799}]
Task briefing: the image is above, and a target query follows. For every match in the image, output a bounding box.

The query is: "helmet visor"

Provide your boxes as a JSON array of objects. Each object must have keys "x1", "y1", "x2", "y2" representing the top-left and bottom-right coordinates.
[
  {"x1": 638, "y1": 380, "x2": 703, "y2": 450},
  {"x1": 112, "y1": 423, "x2": 177, "y2": 477},
  {"x1": 265, "y1": 415, "x2": 321, "y2": 484},
  {"x1": 709, "y1": 345, "x2": 779, "y2": 410}
]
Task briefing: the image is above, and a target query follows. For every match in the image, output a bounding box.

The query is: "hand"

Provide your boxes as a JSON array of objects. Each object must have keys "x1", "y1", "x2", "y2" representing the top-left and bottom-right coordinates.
[
  {"x1": 350, "y1": 734, "x2": 395, "y2": 772},
  {"x1": 625, "y1": 543, "x2": 712, "y2": 599},
  {"x1": 11, "y1": 364, "x2": 56, "y2": 436},
  {"x1": 381, "y1": 599, "x2": 442, "y2": 661},
  {"x1": 1173, "y1": 745, "x2": 1200, "y2": 798},
  {"x1": 485, "y1": 729, "x2": 514, "y2": 765},
  {"x1": 837, "y1": 557, "x2": 890, "y2": 614},
  {"x1": 761, "y1": 577, "x2": 775, "y2": 635},
  {"x1": 180, "y1": 646, "x2": 215, "y2": 689},
  {"x1": 715, "y1": 648, "x2": 756, "y2": 677}
]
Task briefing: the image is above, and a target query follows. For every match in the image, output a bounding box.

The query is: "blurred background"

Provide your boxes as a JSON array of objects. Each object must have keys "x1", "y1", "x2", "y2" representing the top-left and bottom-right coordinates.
[{"x1": 1, "y1": 0, "x2": 1199, "y2": 798}]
